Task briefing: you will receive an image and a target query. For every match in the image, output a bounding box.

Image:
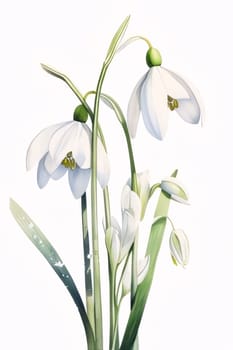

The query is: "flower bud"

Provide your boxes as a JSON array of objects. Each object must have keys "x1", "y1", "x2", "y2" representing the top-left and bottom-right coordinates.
[
  {"x1": 169, "y1": 229, "x2": 189, "y2": 267},
  {"x1": 160, "y1": 177, "x2": 189, "y2": 204},
  {"x1": 105, "y1": 226, "x2": 120, "y2": 270},
  {"x1": 122, "y1": 255, "x2": 150, "y2": 296},
  {"x1": 73, "y1": 105, "x2": 88, "y2": 123},
  {"x1": 136, "y1": 171, "x2": 151, "y2": 220},
  {"x1": 146, "y1": 47, "x2": 162, "y2": 67}
]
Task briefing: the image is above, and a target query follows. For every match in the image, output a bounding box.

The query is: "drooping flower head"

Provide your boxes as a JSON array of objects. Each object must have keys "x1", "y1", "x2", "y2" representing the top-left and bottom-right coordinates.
[
  {"x1": 127, "y1": 46, "x2": 202, "y2": 140},
  {"x1": 169, "y1": 228, "x2": 190, "y2": 267},
  {"x1": 160, "y1": 177, "x2": 189, "y2": 205},
  {"x1": 26, "y1": 105, "x2": 110, "y2": 199}
]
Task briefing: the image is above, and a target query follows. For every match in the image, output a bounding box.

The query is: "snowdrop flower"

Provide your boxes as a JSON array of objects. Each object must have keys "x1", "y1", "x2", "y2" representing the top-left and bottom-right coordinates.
[
  {"x1": 105, "y1": 185, "x2": 141, "y2": 269},
  {"x1": 26, "y1": 107, "x2": 110, "y2": 199},
  {"x1": 122, "y1": 255, "x2": 150, "y2": 296},
  {"x1": 160, "y1": 177, "x2": 189, "y2": 204},
  {"x1": 169, "y1": 229, "x2": 190, "y2": 267},
  {"x1": 127, "y1": 47, "x2": 202, "y2": 140},
  {"x1": 128, "y1": 171, "x2": 151, "y2": 220},
  {"x1": 136, "y1": 171, "x2": 150, "y2": 219}
]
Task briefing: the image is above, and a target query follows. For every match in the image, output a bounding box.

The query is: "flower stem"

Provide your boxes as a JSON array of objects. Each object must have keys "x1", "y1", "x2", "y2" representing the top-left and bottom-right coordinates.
[
  {"x1": 81, "y1": 193, "x2": 95, "y2": 332},
  {"x1": 91, "y1": 62, "x2": 109, "y2": 350},
  {"x1": 111, "y1": 297, "x2": 123, "y2": 350}
]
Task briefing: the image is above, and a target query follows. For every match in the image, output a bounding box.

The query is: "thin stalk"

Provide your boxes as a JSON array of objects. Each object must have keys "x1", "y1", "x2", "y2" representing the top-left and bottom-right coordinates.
[
  {"x1": 102, "y1": 188, "x2": 116, "y2": 349},
  {"x1": 91, "y1": 63, "x2": 108, "y2": 350},
  {"x1": 109, "y1": 269, "x2": 116, "y2": 349},
  {"x1": 116, "y1": 251, "x2": 131, "y2": 300},
  {"x1": 81, "y1": 193, "x2": 95, "y2": 332},
  {"x1": 111, "y1": 297, "x2": 123, "y2": 350}
]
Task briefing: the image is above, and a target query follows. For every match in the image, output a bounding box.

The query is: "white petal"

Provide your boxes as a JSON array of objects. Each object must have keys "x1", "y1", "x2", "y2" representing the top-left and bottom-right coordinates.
[
  {"x1": 26, "y1": 122, "x2": 68, "y2": 170},
  {"x1": 138, "y1": 255, "x2": 150, "y2": 284},
  {"x1": 37, "y1": 154, "x2": 50, "y2": 188},
  {"x1": 44, "y1": 152, "x2": 59, "y2": 174},
  {"x1": 68, "y1": 167, "x2": 91, "y2": 199},
  {"x1": 140, "y1": 67, "x2": 169, "y2": 140},
  {"x1": 161, "y1": 177, "x2": 189, "y2": 204},
  {"x1": 110, "y1": 216, "x2": 122, "y2": 234},
  {"x1": 159, "y1": 67, "x2": 190, "y2": 99},
  {"x1": 48, "y1": 121, "x2": 80, "y2": 170},
  {"x1": 73, "y1": 124, "x2": 91, "y2": 169},
  {"x1": 127, "y1": 72, "x2": 148, "y2": 138},
  {"x1": 105, "y1": 227, "x2": 121, "y2": 268},
  {"x1": 97, "y1": 139, "x2": 110, "y2": 188},
  {"x1": 121, "y1": 185, "x2": 141, "y2": 222},
  {"x1": 137, "y1": 171, "x2": 150, "y2": 219},
  {"x1": 119, "y1": 230, "x2": 135, "y2": 262},
  {"x1": 51, "y1": 164, "x2": 67, "y2": 180},
  {"x1": 162, "y1": 68, "x2": 201, "y2": 124},
  {"x1": 122, "y1": 258, "x2": 131, "y2": 295},
  {"x1": 121, "y1": 185, "x2": 131, "y2": 210}
]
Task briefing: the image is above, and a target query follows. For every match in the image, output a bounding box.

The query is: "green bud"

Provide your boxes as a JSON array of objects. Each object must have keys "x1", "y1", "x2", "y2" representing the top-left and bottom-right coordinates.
[
  {"x1": 146, "y1": 47, "x2": 162, "y2": 67},
  {"x1": 73, "y1": 105, "x2": 88, "y2": 123}
]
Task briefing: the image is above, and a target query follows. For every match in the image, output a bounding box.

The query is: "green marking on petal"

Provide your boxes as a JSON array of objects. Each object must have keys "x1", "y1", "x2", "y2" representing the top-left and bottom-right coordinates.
[
  {"x1": 167, "y1": 95, "x2": 179, "y2": 111},
  {"x1": 61, "y1": 151, "x2": 77, "y2": 170}
]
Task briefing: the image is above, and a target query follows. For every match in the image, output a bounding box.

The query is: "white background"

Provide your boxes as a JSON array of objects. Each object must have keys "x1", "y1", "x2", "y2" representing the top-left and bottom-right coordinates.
[{"x1": 0, "y1": 0, "x2": 232, "y2": 349}]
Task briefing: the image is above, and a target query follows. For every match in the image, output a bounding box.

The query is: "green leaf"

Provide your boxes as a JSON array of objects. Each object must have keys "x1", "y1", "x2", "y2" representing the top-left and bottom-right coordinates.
[
  {"x1": 41, "y1": 63, "x2": 68, "y2": 82},
  {"x1": 119, "y1": 171, "x2": 178, "y2": 350},
  {"x1": 119, "y1": 217, "x2": 167, "y2": 350},
  {"x1": 105, "y1": 16, "x2": 130, "y2": 64},
  {"x1": 10, "y1": 199, "x2": 95, "y2": 350}
]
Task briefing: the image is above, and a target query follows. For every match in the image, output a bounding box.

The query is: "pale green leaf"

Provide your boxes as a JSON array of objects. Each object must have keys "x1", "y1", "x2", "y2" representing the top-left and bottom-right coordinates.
[{"x1": 105, "y1": 16, "x2": 130, "y2": 64}]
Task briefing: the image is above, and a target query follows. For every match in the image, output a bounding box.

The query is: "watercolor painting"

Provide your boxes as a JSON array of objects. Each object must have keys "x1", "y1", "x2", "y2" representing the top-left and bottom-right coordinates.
[{"x1": 1, "y1": 1, "x2": 232, "y2": 349}]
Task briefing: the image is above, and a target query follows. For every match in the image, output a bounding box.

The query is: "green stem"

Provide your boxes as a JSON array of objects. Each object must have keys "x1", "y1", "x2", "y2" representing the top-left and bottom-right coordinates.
[
  {"x1": 131, "y1": 231, "x2": 139, "y2": 350},
  {"x1": 81, "y1": 193, "x2": 95, "y2": 332},
  {"x1": 111, "y1": 297, "x2": 123, "y2": 350},
  {"x1": 109, "y1": 268, "x2": 116, "y2": 349},
  {"x1": 102, "y1": 188, "x2": 116, "y2": 349},
  {"x1": 91, "y1": 63, "x2": 109, "y2": 350}
]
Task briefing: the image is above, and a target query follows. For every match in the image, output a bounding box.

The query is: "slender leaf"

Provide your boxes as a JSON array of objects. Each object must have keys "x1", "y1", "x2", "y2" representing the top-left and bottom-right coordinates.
[
  {"x1": 10, "y1": 198, "x2": 95, "y2": 350},
  {"x1": 105, "y1": 16, "x2": 130, "y2": 64}
]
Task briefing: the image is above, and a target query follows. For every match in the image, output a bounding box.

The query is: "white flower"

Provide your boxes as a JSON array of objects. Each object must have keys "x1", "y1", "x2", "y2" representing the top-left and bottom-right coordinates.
[
  {"x1": 128, "y1": 171, "x2": 151, "y2": 220},
  {"x1": 136, "y1": 171, "x2": 150, "y2": 219},
  {"x1": 160, "y1": 177, "x2": 189, "y2": 204},
  {"x1": 169, "y1": 229, "x2": 190, "y2": 267},
  {"x1": 127, "y1": 47, "x2": 202, "y2": 140},
  {"x1": 26, "y1": 121, "x2": 110, "y2": 199},
  {"x1": 105, "y1": 185, "x2": 141, "y2": 268},
  {"x1": 122, "y1": 255, "x2": 150, "y2": 296}
]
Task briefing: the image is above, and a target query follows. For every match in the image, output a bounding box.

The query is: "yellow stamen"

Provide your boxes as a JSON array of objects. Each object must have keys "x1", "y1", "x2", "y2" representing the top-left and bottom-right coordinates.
[
  {"x1": 167, "y1": 95, "x2": 179, "y2": 111},
  {"x1": 61, "y1": 151, "x2": 77, "y2": 170}
]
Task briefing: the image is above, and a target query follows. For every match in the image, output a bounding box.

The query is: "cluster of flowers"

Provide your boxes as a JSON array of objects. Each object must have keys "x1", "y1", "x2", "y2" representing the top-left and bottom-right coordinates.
[{"x1": 26, "y1": 45, "x2": 201, "y2": 269}]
